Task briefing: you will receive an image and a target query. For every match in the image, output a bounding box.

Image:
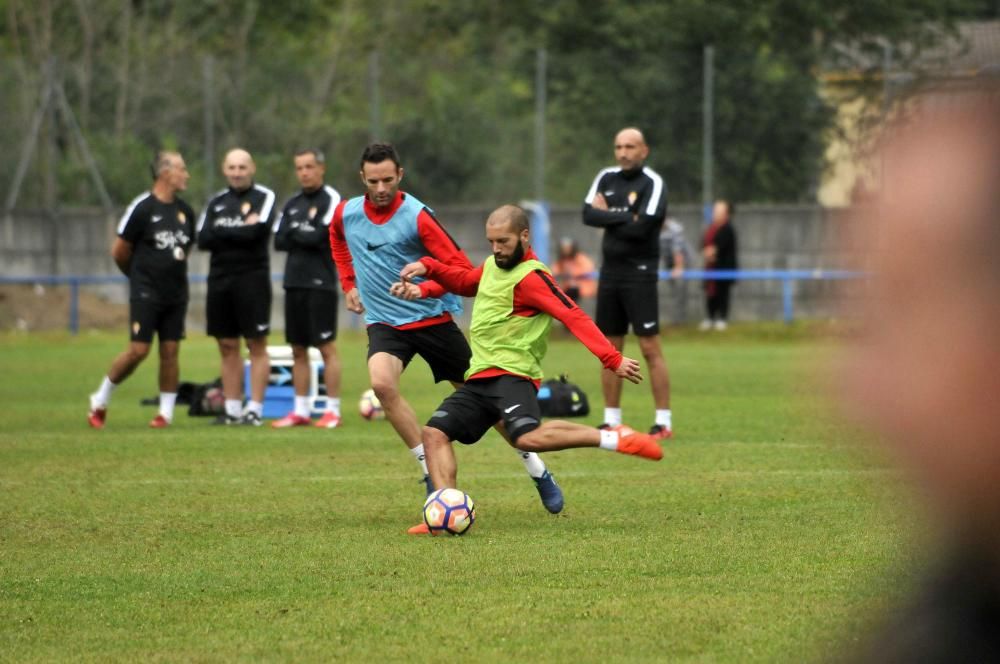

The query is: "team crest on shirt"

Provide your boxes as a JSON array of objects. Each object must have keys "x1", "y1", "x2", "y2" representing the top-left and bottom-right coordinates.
[
  {"x1": 628, "y1": 191, "x2": 638, "y2": 206},
  {"x1": 241, "y1": 201, "x2": 252, "y2": 215},
  {"x1": 177, "y1": 211, "x2": 186, "y2": 224},
  {"x1": 132, "y1": 321, "x2": 140, "y2": 335},
  {"x1": 308, "y1": 206, "x2": 318, "y2": 220}
]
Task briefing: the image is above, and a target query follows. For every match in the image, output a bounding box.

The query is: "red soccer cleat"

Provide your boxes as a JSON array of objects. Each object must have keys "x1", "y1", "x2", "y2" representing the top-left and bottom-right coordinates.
[
  {"x1": 271, "y1": 413, "x2": 311, "y2": 429},
  {"x1": 314, "y1": 412, "x2": 341, "y2": 429},
  {"x1": 88, "y1": 405, "x2": 107, "y2": 429},
  {"x1": 616, "y1": 429, "x2": 663, "y2": 461},
  {"x1": 649, "y1": 424, "x2": 673, "y2": 440},
  {"x1": 149, "y1": 414, "x2": 170, "y2": 428},
  {"x1": 407, "y1": 522, "x2": 431, "y2": 535}
]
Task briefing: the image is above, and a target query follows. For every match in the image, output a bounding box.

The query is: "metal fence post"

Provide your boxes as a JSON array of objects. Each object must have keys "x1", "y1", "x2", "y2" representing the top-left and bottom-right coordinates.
[
  {"x1": 70, "y1": 278, "x2": 80, "y2": 335},
  {"x1": 782, "y1": 277, "x2": 794, "y2": 324}
]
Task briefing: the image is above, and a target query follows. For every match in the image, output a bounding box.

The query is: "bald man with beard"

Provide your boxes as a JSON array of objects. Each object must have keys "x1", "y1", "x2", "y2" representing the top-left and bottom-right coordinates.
[
  {"x1": 841, "y1": 90, "x2": 1000, "y2": 662},
  {"x1": 197, "y1": 148, "x2": 277, "y2": 426}
]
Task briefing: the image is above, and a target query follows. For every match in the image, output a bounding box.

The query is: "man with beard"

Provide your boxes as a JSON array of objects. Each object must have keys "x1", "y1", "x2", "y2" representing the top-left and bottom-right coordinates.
[{"x1": 396, "y1": 204, "x2": 663, "y2": 533}]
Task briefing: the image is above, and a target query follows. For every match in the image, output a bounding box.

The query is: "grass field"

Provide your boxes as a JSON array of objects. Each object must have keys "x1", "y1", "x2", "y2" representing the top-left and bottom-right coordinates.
[{"x1": 0, "y1": 326, "x2": 920, "y2": 662}]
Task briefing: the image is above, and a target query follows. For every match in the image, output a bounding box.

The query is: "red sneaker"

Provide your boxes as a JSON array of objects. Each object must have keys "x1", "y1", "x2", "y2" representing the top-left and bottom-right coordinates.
[
  {"x1": 407, "y1": 522, "x2": 430, "y2": 535},
  {"x1": 314, "y1": 412, "x2": 341, "y2": 429},
  {"x1": 88, "y1": 405, "x2": 107, "y2": 429},
  {"x1": 271, "y1": 413, "x2": 311, "y2": 429},
  {"x1": 616, "y1": 430, "x2": 663, "y2": 461},
  {"x1": 149, "y1": 414, "x2": 170, "y2": 428},
  {"x1": 649, "y1": 424, "x2": 673, "y2": 440}
]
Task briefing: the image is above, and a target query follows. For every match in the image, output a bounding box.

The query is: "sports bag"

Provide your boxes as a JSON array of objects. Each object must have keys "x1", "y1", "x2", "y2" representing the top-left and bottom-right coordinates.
[{"x1": 537, "y1": 375, "x2": 590, "y2": 418}]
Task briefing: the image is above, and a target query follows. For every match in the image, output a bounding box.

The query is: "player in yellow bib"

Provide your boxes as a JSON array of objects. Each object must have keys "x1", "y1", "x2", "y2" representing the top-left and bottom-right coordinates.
[{"x1": 394, "y1": 205, "x2": 663, "y2": 533}]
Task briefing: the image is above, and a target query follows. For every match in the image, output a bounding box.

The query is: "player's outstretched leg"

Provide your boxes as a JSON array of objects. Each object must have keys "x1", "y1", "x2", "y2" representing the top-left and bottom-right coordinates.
[{"x1": 515, "y1": 421, "x2": 663, "y2": 461}]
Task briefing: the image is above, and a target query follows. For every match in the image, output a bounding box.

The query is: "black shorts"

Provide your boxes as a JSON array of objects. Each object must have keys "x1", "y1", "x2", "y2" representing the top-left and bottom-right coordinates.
[
  {"x1": 206, "y1": 272, "x2": 272, "y2": 339},
  {"x1": 129, "y1": 298, "x2": 187, "y2": 343},
  {"x1": 595, "y1": 278, "x2": 660, "y2": 336},
  {"x1": 427, "y1": 375, "x2": 541, "y2": 445},
  {"x1": 366, "y1": 321, "x2": 471, "y2": 383},
  {"x1": 284, "y1": 288, "x2": 338, "y2": 347}
]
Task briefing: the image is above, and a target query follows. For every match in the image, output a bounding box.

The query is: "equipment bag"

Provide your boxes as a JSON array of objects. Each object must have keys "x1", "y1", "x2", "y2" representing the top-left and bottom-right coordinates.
[{"x1": 537, "y1": 375, "x2": 590, "y2": 418}]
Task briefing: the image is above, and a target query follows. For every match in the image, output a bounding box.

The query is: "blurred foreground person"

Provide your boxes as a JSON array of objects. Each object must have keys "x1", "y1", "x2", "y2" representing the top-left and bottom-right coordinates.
[
  {"x1": 842, "y1": 91, "x2": 1000, "y2": 662},
  {"x1": 88, "y1": 151, "x2": 195, "y2": 428}
]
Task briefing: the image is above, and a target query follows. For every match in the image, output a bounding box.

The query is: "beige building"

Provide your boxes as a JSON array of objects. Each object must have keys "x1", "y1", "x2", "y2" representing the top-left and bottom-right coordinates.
[{"x1": 819, "y1": 20, "x2": 1000, "y2": 206}]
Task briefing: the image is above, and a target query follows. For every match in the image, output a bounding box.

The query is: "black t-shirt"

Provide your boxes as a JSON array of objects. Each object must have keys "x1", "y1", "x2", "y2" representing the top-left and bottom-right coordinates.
[
  {"x1": 582, "y1": 165, "x2": 667, "y2": 282},
  {"x1": 196, "y1": 183, "x2": 276, "y2": 278},
  {"x1": 117, "y1": 192, "x2": 196, "y2": 304},
  {"x1": 273, "y1": 184, "x2": 341, "y2": 291}
]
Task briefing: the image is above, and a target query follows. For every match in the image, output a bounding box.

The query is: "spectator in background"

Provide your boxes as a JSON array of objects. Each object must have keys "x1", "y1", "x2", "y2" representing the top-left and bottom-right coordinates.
[
  {"x1": 87, "y1": 151, "x2": 196, "y2": 429},
  {"x1": 270, "y1": 148, "x2": 343, "y2": 429},
  {"x1": 659, "y1": 217, "x2": 692, "y2": 324},
  {"x1": 196, "y1": 148, "x2": 277, "y2": 426},
  {"x1": 582, "y1": 127, "x2": 672, "y2": 439},
  {"x1": 840, "y1": 92, "x2": 1000, "y2": 662},
  {"x1": 700, "y1": 200, "x2": 738, "y2": 331},
  {"x1": 551, "y1": 237, "x2": 596, "y2": 304}
]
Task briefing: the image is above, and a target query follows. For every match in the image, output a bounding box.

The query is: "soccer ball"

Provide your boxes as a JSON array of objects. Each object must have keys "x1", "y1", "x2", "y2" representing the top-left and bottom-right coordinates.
[
  {"x1": 358, "y1": 388, "x2": 385, "y2": 420},
  {"x1": 423, "y1": 488, "x2": 476, "y2": 536}
]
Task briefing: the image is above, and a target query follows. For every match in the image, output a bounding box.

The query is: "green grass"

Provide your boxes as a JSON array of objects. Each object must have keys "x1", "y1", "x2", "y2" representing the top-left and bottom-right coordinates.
[{"x1": 0, "y1": 327, "x2": 918, "y2": 662}]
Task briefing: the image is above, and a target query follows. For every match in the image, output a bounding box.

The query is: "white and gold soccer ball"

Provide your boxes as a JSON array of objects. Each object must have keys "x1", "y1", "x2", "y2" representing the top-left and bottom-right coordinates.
[{"x1": 358, "y1": 388, "x2": 385, "y2": 420}]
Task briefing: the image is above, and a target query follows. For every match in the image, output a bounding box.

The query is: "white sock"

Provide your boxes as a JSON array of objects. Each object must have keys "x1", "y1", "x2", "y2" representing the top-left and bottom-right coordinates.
[
  {"x1": 92, "y1": 376, "x2": 117, "y2": 407},
  {"x1": 294, "y1": 395, "x2": 310, "y2": 418},
  {"x1": 410, "y1": 444, "x2": 430, "y2": 475},
  {"x1": 519, "y1": 451, "x2": 547, "y2": 478},
  {"x1": 655, "y1": 409, "x2": 672, "y2": 429},
  {"x1": 326, "y1": 397, "x2": 341, "y2": 416},
  {"x1": 159, "y1": 392, "x2": 177, "y2": 422},
  {"x1": 604, "y1": 407, "x2": 622, "y2": 427},
  {"x1": 244, "y1": 400, "x2": 263, "y2": 417},
  {"x1": 225, "y1": 399, "x2": 242, "y2": 418},
  {"x1": 599, "y1": 429, "x2": 620, "y2": 451}
]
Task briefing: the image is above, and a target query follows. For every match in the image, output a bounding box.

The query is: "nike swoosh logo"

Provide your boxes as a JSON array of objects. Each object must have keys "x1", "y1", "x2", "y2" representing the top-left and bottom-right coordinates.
[
  {"x1": 151, "y1": 215, "x2": 163, "y2": 223},
  {"x1": 571, "y1": 403, "x2": 584, "y2": 412},
  {"x1": 504, "y1": 404, "x2": 521, "y2": 414},
  {"x1": 643, "y1": 322, "x2": 656, "y2": 329},
  {"x1": 366, "y1": 241, "x2": 386, "y2": 251},
  {"x1": 319, "y1": 331, "x2": 333, "y2": 339},
  {"x1": 214, "y1": 204, "x2": 226, "y2": 212},
  {"x1": 256, "y1": 323, "x2": 269, "y2": 332}
]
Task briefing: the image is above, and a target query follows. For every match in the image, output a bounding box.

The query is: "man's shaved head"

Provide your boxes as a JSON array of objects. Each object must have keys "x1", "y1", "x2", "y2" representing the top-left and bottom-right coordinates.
[{"x1": 486, "y1": 204, "x2": 530, "y2": 234}]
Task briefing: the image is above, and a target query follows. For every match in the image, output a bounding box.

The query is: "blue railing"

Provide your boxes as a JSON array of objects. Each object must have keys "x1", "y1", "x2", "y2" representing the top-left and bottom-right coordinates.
[{"x1": 0, "y1": 269, "x2": 862, "y2": 334}]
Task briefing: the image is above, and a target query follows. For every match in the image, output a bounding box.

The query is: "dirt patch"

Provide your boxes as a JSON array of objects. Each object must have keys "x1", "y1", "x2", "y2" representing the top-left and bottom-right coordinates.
[{"x1": 0, "y1": 284, "x2": 128, "y2": 332}]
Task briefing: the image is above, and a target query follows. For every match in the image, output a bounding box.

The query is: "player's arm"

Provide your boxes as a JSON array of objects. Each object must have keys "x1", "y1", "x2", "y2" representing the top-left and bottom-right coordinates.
[
  {"x1": 614, "y1": 179, "x2": 668, "y2": 240},
  {"x1": 272, "y1": 204, "x2": 292, "y2": 252},
  {"x1": 582, "y1": 171, "x2": 631, "y2": 228},
  {"x1": 516, "y1": 270, "x2": 629, "y2": 373},
  {"x1": 396, "y1": 258, "x2": 482, "y2": 298},
  {"x1": 111, "y1": 238, "x2": 133, "y2": 276},
  {"x1": 196, "y1": 203, "x2": 219, "y2": 250},
  {"x1": 328, "y1": 200, "x2": 356, "y2": 291},
  {"x1": 414, "y1": 208, "x2": 473, "y2": 298}
]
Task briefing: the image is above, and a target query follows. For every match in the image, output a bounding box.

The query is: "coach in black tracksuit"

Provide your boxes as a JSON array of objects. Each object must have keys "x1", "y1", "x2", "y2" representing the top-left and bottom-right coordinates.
[
  {"x1": 269, "y1": 148, "x2": 344, "y2": 430},
  {"x1": 582, "y1": 127, "x2": 673, "y2": 438},
  {"x1": 197, "y1": 148, "x2": 276, "y2": 426}
]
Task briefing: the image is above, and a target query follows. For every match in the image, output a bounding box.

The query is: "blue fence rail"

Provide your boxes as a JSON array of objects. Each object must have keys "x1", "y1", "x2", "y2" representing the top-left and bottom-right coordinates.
[{"x1": 0, "y1": 270, "x2": 862, "y2": 334}]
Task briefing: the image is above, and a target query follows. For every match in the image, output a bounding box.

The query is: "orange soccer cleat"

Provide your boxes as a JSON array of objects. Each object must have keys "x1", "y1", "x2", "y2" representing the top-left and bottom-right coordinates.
[
  {"x1": 314, "y1": 412, "x2": 341, "y2": 429},
  {"x1": 149, "y1": 414, "x2": 170, "y2": 428},
  {"x1": 407, "y1": 522, "x2": 431, "y2": 535},
  {"x1": 271, "y1": 413, "x2": 311, "y2": 429},
  {"x1": 616, "y1": 428, "x2": 663, "y2": 461},
  {"x1": 88, "y1": 405, "x2": 107, "y2": 429},
  {"x1": 648, "y1": 424, "x2": 673, "y2": 440}
]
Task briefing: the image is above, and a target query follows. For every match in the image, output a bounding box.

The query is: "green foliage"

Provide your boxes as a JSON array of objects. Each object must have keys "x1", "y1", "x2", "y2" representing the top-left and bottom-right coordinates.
[
  {"x1": 0, "y1": 0, "x2": 984, "y2": 208},
  {"x1": 0, "y1": 330, "x2": 921, "y2": 661}
]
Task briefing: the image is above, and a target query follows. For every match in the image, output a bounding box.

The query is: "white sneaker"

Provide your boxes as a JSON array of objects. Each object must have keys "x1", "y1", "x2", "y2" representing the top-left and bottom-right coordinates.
[
  {"x1": 698, "y1": 319, "x2": 712, "y2": 331},
  {"x1": 714, "y1": 320, "x2": 728, "y2": 331}
]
